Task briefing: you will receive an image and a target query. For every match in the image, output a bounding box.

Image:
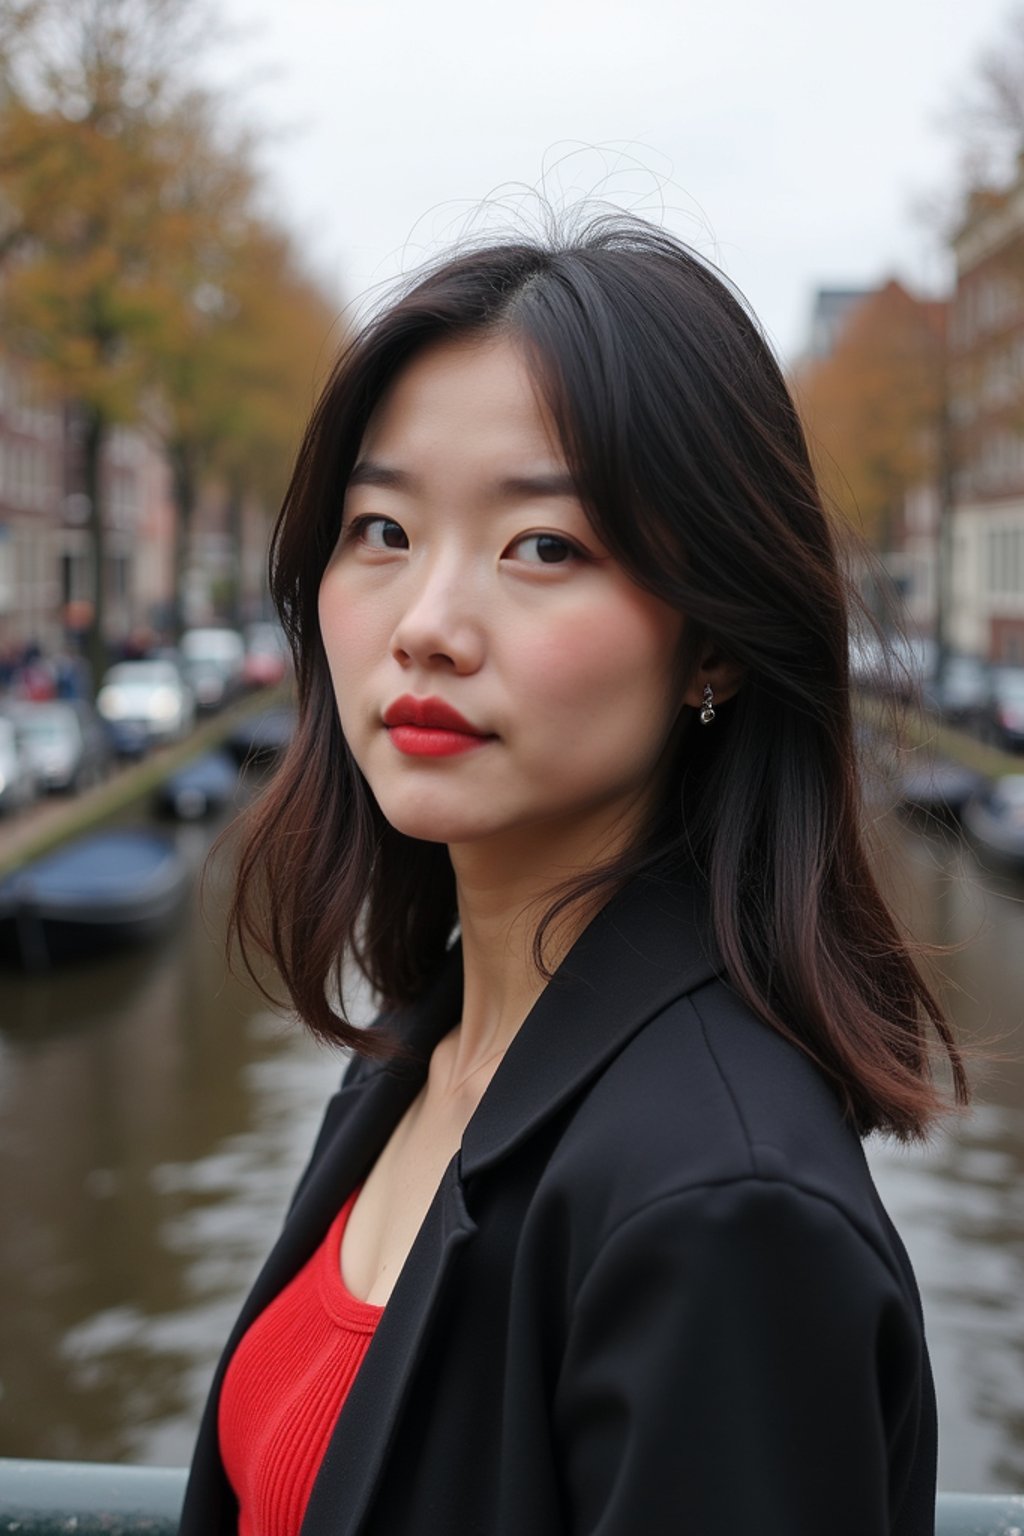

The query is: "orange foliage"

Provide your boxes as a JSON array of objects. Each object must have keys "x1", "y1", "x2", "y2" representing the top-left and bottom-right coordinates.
[{"x1": 793, "y1": 282, "x2": 946, "y2": 546}]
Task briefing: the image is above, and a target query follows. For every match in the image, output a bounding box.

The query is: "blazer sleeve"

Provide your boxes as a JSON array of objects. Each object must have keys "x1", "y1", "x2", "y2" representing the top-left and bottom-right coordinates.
[{"x1": 553, "y1": 1177, "x2": 931, "y2": 1536}]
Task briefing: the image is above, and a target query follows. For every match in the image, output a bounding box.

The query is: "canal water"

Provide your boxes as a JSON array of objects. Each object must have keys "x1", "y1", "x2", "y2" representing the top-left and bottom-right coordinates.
[{"x1": 0, "y1": 789, "x2": 1022, "y2": 1494}]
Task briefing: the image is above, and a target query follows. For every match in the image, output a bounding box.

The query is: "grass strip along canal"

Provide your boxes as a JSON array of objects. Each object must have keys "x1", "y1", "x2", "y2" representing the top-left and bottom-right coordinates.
[
  {"x1": 0, "y1": 683, "x2": 293, "y2": 883},
  {"x1": 867, "y1": 698, "x2": 1024, "y2": 779}
]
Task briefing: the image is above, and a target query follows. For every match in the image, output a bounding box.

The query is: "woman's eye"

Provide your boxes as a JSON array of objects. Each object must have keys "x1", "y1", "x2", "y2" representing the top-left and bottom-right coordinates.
[
  {"x1": 348, "y1": 516, "x2": 408, "y2": 550},
  {"x1": 507, "y1": 533, "x2": 579, "y2": 566}
]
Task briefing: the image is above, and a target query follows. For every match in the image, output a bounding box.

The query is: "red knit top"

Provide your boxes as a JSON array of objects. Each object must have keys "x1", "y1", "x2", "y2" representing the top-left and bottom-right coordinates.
[{"x1": 218, "y1": 1186, "x2": 384, "y2": 1536}]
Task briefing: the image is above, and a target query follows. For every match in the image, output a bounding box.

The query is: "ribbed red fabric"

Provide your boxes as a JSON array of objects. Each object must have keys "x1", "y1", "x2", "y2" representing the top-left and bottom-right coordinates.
[{"x1": 218, "y1": 1185, "x2": 384, "y2": 1536}]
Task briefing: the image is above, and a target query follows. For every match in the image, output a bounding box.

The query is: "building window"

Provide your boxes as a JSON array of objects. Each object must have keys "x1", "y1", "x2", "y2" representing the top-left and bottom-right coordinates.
[
  {"x1": 0, "y1": 526, "x2": 12, "y2": 614},
  {"x1": 60, "y1": 550, "x2": 91, "y2": 606},
  {"x1": 110, "y1": 552, "x2": 130, "y2": 602},
  {"x1": 986, "y1": 524, "x2": 1024, "y2": 595}
]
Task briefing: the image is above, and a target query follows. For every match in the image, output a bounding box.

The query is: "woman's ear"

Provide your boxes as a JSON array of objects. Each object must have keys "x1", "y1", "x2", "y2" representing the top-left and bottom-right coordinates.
[{"x1": 683, "y1": 651, "x2": 745, "y2": 710}]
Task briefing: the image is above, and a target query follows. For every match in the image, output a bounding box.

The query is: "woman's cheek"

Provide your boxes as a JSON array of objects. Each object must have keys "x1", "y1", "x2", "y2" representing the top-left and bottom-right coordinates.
[
  {"x1": 319, "y1": 576, "x2": 371, "y2": 674},
  {"x1": 517, "y1": 605, "x2": 675, "y2": 714}
]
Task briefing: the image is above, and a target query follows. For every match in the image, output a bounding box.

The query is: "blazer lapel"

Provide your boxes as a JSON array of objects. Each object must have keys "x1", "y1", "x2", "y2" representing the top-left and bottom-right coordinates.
[
  {"x1": 180, "y1": 1050, "x2": 433, "y2": 1535},
  {"x1": 182, "y1": 956, "x2": 464, "y2": 1536},
  {"x1": 300, "y1": 1158, "x2": 477, "y2": 1536},
  {"x1": 461, "y1": 861, "x2": 722, "y2": 1178}
]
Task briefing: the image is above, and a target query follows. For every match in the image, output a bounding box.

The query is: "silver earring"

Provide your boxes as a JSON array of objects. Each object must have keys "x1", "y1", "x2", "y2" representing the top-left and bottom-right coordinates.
[{"x1": 699, "y1": 683, "x2": 715, "y2": 725}]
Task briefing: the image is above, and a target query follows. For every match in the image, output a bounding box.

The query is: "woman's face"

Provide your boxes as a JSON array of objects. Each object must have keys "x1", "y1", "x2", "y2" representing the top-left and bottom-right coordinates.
[{"x1": 318, "y1": 335, "x2": 688, "y2": 863}]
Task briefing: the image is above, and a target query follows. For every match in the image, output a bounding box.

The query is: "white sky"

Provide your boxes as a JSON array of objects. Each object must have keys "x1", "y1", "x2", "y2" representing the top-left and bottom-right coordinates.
[{"x1": 213, "y1": 0, "x2": 1017, "y2": 362}]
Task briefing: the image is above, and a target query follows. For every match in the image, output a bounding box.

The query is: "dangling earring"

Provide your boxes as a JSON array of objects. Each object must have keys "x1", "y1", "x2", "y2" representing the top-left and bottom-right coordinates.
[{"x1": 699, "y1": 683, "x2": 715, "y2": 725}]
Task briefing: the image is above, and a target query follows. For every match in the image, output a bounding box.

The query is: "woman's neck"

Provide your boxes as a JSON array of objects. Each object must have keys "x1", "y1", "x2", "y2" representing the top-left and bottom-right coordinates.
[{"x1": 437, "y1": 823, "x2": 628, "y2": 1094}]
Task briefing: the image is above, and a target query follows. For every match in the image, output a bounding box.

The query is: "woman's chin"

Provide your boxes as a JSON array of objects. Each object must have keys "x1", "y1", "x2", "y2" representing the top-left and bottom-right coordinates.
[{"x1": 378, "y1": 803, "x2": 497, "y2": 847}]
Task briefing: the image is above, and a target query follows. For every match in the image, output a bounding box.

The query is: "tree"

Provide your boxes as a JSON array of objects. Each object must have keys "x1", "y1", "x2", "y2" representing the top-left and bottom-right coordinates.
[
  {"x1": 0, "y1": 0, "x2": 340, "y2": 663},
  {"x1": 945, "y1": 5, "x2": 1024, "y2": 197},
  {"x1": 142, "y1": 104, "x2": 338, "y2": 634},
  {"x1": 202, "y1": 228, "x2": 339, "y2": 626},
  {"x1": 794, "y1": 282, "x2": 946, "y2": 550},
  {"x1": 0, "y1": 0, "x2": 215, "y2": 684}
]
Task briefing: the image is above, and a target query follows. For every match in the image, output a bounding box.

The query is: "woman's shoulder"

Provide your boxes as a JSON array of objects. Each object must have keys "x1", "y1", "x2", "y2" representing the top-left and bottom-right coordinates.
[{"x1": 538, "y1": 975, "x2": 910, "y2": 1289}]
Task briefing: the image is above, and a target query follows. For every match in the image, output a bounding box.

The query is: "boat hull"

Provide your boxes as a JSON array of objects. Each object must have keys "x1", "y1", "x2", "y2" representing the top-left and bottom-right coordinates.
[
  {"x1": 0, "y1": 830, "x2": 189, "y2": 970},
  {"x1": 962, "y1": 800, "x2": 1024, "y2": 875},
  {"x1": 153, "y1": 751, "x2": 238, "y2": 821}
]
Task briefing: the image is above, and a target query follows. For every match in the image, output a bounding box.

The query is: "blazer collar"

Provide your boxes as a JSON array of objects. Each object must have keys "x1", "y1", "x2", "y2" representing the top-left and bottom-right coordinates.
[
  {"x1": 459, "y1": 859, "x2": 722, "y2": 1177},
  {"x1": 283, "y1": 859, "x2": 722, "y2": 1296}
]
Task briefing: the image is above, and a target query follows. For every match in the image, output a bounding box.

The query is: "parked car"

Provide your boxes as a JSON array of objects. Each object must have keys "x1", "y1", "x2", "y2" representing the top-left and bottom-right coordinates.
[
  {"x1": 988, "y1": 667, "x2": 1024, "y2": 750},
  {"x1": 243, "y1": 622, "x2": 290, "y2": 689},
  {"x1": 897, "y1": 755, "x2": 985, "y2": 819},
  {"x1": 96, "y1": 659, "x2": 195, "y2": 753},
  {"x1": 849, "y1": 630, "x2": 934, "y2": 698},
  {"x1": 887, "y1": 633, "x2": 937, "y2": 699},
  {"x1": 0, "y1": 717, "x2": 37, "y2": 814},
  {"x1": 849, "y1": 629, "x2": 886, "y2": 690},
  {"x1": 924, "y1": 654, "x2": 993, "y2": 732},
  {"x1": 3, "y1": 699, "x2": 112, "y2": 792},
  {"x1": 180, "y1": 627, "x2": 246, "y2": 711}
]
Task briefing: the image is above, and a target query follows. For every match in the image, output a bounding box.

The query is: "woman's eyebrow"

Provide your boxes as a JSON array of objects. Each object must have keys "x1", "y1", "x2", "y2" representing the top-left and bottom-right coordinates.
[
  {"x1": 347, "y1": 460, "x2": 413, "y2": 491},
  {"x1": 347, "y1": 461, "x2": 578, "y2": 500},
  {"x1": 495, "y1": 471, "x2": 578, "y2": 499}
]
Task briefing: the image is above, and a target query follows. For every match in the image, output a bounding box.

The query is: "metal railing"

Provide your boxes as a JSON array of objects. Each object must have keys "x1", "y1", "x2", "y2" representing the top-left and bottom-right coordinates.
[
  {"x1": 0, "y1": 1458, "x2": 1022, "y2": 1534},
  {"x1": 0, "y1": 1459, "x2": 186, "y2": 1534}
]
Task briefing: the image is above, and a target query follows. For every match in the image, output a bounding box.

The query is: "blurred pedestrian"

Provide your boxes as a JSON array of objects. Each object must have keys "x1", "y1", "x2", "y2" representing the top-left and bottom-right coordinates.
[
  {"x1": 181, "y1": 216, "x2": 966, "y2": 1536},
  {"x1": 14, "y1": 642, "x2": 55, "y2": 701}
]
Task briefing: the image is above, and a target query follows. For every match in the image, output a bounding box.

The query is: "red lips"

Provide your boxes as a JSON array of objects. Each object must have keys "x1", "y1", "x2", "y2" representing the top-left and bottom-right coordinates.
[
  {"x1": 383, "y1": 696, "x2": 487, "y2": 734},
  {"x1": 382, "y1": 696, "x2": 495, "y2": 758}
]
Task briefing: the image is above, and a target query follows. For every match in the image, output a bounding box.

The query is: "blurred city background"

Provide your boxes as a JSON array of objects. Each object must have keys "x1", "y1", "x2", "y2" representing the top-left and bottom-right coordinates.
[{"x1": 1, "y1": 0, "x2": 1024, "y2": 1499}]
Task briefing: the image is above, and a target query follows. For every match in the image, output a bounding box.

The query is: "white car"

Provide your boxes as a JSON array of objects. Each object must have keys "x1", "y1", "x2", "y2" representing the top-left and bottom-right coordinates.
[
  {"x1": 0, "y1": 716, "x2": 37, "y2": 814},
  {"x1": 97, "y1": 659, "x2": 195, "y2": 747},
  {"x1": 4, "y1": 700, "x2": 111, "y2": 791},
  {"x1": 180, "y1": 627, "x2": 246, "y2": 711}
]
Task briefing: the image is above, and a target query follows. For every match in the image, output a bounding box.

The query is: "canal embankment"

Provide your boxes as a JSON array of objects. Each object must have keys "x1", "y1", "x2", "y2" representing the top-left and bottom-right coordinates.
[
  {"x1": 0, "y1": 683, "x2": 293, "y2": 880},
  {"x1": 856, "y1": 694, "x2": 1024, "y2": 782}
]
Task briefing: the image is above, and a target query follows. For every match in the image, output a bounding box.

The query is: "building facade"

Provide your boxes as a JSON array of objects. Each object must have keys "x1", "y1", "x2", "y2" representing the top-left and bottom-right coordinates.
[
  {"x1": 949, "y1": 162, "x2": 1024, "y2": 661},
  {"x1": 0, "y1": 357, "x2": 64, "y2": 652},
  {"x1": 0, "y1": 353, "x2": 273, "y2": 669}
]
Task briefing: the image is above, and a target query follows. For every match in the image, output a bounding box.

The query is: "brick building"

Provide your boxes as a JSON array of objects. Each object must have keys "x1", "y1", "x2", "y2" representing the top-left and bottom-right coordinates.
[{"x1": 948, "y1": 161, "x2": 1024, "y2": 661}]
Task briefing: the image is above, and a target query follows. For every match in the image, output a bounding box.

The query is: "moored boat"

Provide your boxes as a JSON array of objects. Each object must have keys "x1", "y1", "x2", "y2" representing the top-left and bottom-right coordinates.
[
  {"x1": 961, "y1": 775, "x2": 1024, "y2": 875},
  {"x1": 153, "y1": 750, "x2": 239, "y2": 821},
  {"x1": 0, "y1": 829, "x2": 189, "y2": 970},
  {"x1": 898, "y1": 756, "x2": 986, "y2": 819},
  {"x1": 226, "y1": 705, "x2": 295, "y2": 769}
]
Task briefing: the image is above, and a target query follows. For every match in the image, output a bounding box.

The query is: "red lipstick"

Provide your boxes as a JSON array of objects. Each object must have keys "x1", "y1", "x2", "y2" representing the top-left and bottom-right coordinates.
[{"x1": 382, "y1": 695, "x2": 495, "y2": 757}]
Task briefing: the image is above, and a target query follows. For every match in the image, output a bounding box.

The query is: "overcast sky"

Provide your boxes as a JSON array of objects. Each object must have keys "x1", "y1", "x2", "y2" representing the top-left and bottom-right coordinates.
[{"x1": 213, "y1": 0, "x2": 1018, "y2": 362}]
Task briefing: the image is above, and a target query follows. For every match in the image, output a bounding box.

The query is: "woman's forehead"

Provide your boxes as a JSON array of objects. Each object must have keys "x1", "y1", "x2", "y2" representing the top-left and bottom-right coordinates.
[{"x1": 353, "y1": 335, "x2": 569, "y2": 485}]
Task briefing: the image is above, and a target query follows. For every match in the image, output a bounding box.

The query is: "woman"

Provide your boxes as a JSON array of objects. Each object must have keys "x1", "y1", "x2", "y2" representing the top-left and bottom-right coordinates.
[{"x1": 182, "y1": 217, "x2": 966, "y2": 1536}]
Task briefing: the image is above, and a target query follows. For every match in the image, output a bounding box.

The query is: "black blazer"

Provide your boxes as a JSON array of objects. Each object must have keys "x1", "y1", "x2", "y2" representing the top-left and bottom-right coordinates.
[{"x1": 181, "y1": 867, "x2": 937, "y2": 1535}]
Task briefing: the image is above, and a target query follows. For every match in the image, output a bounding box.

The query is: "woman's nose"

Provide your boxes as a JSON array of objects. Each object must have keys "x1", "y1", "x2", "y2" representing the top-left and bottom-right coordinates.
[{"x1": 390, "y1": 561, "x2": 485, "y2": 674}]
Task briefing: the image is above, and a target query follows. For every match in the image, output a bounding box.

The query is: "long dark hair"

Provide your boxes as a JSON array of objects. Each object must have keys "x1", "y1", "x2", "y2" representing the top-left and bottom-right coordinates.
[{"x1": 225, "y1": 215, "x2": 967, "y2": 1140}]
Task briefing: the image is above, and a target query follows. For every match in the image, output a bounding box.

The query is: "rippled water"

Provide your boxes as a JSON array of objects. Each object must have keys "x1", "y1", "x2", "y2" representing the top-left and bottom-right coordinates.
[
  {"x1": 867, "y1": 815, "x2": 1024, "y2": 1493},
  {"x1": 0, "y1": 801, "x2": 1021, "y2": 1492}
]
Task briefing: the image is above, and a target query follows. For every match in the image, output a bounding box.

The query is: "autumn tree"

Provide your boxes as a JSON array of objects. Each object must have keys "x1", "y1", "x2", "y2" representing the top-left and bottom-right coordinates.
[
  {"x1": 199, "y1": 227, "x2": 339, "y2": 627},
  {"x1": 794, "y1": 282, "x2": 946, "y2": 550},
  {"x1": 0, "y1": 0, "x2": 216, "y2": 685},
  {"x1": 1, "y1": 0, "x2": 340, "y2": 662},
  {"x1": 143, "y1": 104, "x2": 338, "y2": 634}
]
